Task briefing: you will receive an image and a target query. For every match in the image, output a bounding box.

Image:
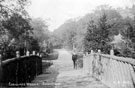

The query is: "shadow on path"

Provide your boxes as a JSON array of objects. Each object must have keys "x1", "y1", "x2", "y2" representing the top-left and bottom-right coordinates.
[{"x1": 26, "y1": 61, "x2": 59, "y2": 88}]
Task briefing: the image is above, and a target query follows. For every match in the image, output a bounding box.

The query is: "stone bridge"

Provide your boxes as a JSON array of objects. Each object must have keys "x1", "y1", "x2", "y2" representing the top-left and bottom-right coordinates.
[{"x1": 0, "y1": 49, "x2": 135, "y2": 88}]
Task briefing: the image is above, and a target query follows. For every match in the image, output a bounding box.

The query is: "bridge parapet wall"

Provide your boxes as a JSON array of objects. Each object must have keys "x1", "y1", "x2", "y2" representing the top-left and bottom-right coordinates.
[
  {"x1": 0, "y1": 51, "x2": 42, "y2": 87},
  {"x1": 83, "y1": 50, "x2": 135, "y2": 88}
]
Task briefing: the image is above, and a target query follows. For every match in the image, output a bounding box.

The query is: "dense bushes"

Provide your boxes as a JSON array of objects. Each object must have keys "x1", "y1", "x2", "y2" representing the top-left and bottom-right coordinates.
[{"x1": 42, "y1": 50, "x2": 59, "y2": 60}]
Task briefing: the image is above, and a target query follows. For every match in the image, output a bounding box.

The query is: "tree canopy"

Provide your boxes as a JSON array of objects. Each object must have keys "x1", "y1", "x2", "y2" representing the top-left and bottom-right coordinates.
[
  {"x1": 51, "y1": 5, "x2": 135, "y2": 58},
  {"x1": 0, "y1": 0, "x2": 51, "y2": 60}
]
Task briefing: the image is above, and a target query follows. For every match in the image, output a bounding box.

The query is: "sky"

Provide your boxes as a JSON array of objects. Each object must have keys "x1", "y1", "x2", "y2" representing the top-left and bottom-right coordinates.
[{"x1": 26, "y1": 0, "x2": 134, "y2": 32}]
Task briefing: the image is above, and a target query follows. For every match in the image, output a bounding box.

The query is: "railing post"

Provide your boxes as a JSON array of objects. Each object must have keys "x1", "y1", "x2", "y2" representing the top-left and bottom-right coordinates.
[
  {"x1": 83, "y1": 54, "x2": 86, "y2": 57},
  {"x1": 16, "y1": 51, "x2": 20, "y2": 58},
  {"x1": 83, "y1": 53, "x2": 86, "y2": 73},
  {"x1": 110, "y1": 49, "x2": 114, "y2": 56},
  {"x1": 39, "y1": 54, "x2": 42, "y2": 57},
  {"x1": 98, "y1": 49, "x2": 101, "y2": 53},
  {"x1": 37, "y1": 53, "x2": 39, "y2": 56},
  {"x1": 97, "y1": 49, "x2": 101, "y2": 80},
  {"x1": 86, "y1": 52, "x2": 88, "y2": 56},
  {"x1": 26, "y1": 51, "x2": 30, "y2": 56},
  {"x1": 91, "y1": 50, "x2": 94, "y2": 54},
  {"x1": 89, "y1": 50, "x2": 94, "y2": 76},
  {"x1": 32, "y1": 51, "x2": 35, "y2": 55},
  {"x1": 16, "y1": 51, "x2": 20, "y2": 83}
]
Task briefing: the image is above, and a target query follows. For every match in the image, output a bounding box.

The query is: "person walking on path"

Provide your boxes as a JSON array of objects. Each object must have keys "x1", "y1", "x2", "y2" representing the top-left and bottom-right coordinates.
[{"x1": 72, "y1": 48, "x2": 78, "y2": 69}]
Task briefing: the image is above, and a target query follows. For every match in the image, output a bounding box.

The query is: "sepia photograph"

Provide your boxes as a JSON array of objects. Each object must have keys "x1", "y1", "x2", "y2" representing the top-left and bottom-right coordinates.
[{"x1": 0, "y1": 0, "x2": 135, "y2": 88}]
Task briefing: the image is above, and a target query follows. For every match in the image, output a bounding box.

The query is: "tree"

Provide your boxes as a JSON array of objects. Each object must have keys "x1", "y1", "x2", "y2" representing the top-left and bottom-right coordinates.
[
  {"x1": 95, "y1": 5, "x2": 122, "y2": 20},
  {"x1": 52, "y1": 20, "x2": 78, "y2": 50},
  {"x1": 98, "y1": 13, "x2": 111, "y2": 53},
  {"x1": 84, "y1": 19, "x2": 99, "y2": 52},
  {"x1": 0, "y1": 0, "x2": 30, "y2": 45},
  {"x1": 0, "y1": 0, "x2": 30, "y2": 20},
  {"x1": 2, "y1": 14, "x2": 34, "y2": 58},
  {"x1": 3, "y1": 14, "x2": 32, "y2": 38},
  {"x1": 119, "y1": 18, "x2": 135, "y2": 58},
  {"x1": 84, "y1": 14, "x2": 111, "y2": 53},
  {"x1": 31, "y1": 18, "x2": 50, "y2": 51}
]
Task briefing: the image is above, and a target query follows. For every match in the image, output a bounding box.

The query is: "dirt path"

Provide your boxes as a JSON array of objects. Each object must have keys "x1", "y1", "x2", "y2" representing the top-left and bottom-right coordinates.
[{"x1": 26, "y1": 49, "x2": 109, "y2": 88}]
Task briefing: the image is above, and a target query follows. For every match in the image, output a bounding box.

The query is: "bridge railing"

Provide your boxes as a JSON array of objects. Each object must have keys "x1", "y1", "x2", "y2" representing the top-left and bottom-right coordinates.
[
  {"x1": 0, "y1": 51, "x2": 42, "y2": 87},
  {"x1": 83, "y1": 50, "x2": 135, "y2": 88}
]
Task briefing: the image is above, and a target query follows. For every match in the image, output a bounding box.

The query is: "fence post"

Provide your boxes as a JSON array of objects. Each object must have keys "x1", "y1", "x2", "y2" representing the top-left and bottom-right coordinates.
[
  {"x1": 88, "y1": 50, "x2": 94, "y2": 76},
  {"x1": 83, "y1": 53, "x2": 86, "y2": 73},
  {"x1": 26, "y1": 51, "x2": 30, "y2": 56},
  {"x1": 16, "y1": 51, "x2": 20, "y2": 58},
  {"x1": 97, "y1": 49, "x2": 101, "y2": 79},
  {"x1": 37, "y1": 53, "x2": 39, "y2": 56},
  {"x1": 16, "y1": 51, "x2": 20, "y2": 84},
  {"x1": 98, "y1": 49, "x2": 101, "y2": 53},
  {"x1": 91, "y1": 50, "x2": 94, "y2": 54},
  {"x1": 39, "y1": 54, "x2": 42, "y2": 57},
  {"x1": 32, "y1": 51, "x2": 35, "y2": 55},
  {"x1": 86, "y1": 52, "x2": 88, "y2": 56},
  {"x1": 110, "y1": 49, "x2": 114, "y2": 56}
]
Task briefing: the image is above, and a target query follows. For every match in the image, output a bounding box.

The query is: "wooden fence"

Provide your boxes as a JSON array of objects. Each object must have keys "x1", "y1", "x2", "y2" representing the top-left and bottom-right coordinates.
[
  {"x1": 0, "y1": 51, "x2": 42, "y2": 87},
  {"x1": 83, "y1": 50, "x2": 135, "y2": 88}
]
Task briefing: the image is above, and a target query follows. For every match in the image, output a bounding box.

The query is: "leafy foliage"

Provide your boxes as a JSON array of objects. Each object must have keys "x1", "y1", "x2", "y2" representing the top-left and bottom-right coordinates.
[
  {"x1": 0, "y1": 0, "x2": 53, "y2": 60},
  {"x1": 119, "y1": 19, "x2": 135, "y2": 58},
  {"x1": 52, "y1": 5, "x2": 123, "y2": 52},
  {"x1": 52, "y1": 20, "x2": 78, "y2": 50},
  {"x1": 0, "y1": 0, "x2": 30, "y2": 20},
  {"x1": 0, "y1": 0, "x2": 31, "y2": 59},
  {"x1": 31, "y1": 18, "x2": 50, "y2": 52},
  {"x1": 3, "y1": 14, "x2": 32, "y2": 38},
  {"x1": 1, "y1": 14, "x2": 34, "y2": 59},
  {"x1": 84, "y1": 14, "x2": 111, "y2": 53},
  {"x1": 84, "y1": 19, "x2": 99, "y2": 52}
]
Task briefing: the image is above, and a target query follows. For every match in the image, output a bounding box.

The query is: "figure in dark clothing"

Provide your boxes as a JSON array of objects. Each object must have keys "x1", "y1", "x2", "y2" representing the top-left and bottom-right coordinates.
[{"x1": 72, "y1": 53, "x2": 78, "y2": 69}]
